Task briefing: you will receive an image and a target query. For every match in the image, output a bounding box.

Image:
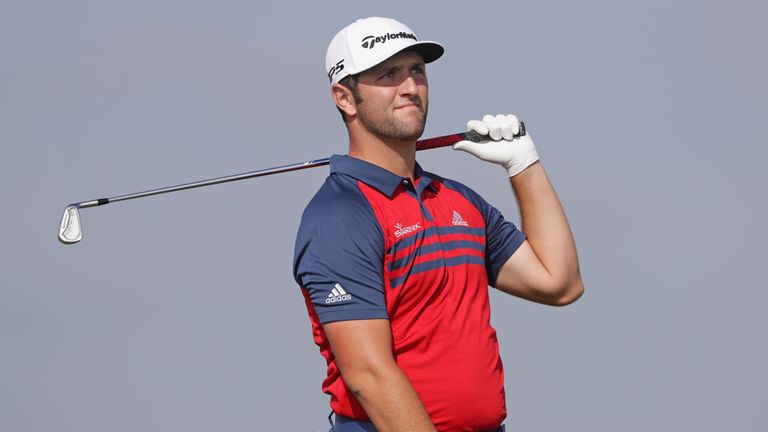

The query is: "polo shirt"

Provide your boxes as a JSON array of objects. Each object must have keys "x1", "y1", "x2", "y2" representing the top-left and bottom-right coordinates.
[{"x1": 293, "y1": 154, "x2": 526, "y2": 430}]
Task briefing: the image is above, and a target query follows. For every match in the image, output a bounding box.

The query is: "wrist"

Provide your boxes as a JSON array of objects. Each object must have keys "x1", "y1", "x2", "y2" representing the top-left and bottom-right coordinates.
[{"x1": 506, "y1": 153, "x2": 540, "y2": 177}]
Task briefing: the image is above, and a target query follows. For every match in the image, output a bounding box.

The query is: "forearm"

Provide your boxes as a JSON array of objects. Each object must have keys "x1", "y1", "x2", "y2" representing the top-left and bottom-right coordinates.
[
  {"x1": 510, "y1": 162, "x2": 583, "y2": 301},
  {"x1": 452, "y1": 114, "x2": 583, "y2": 304},
  {"x1": 342, "y1": 362, "x2": 436, "y2": 432}
]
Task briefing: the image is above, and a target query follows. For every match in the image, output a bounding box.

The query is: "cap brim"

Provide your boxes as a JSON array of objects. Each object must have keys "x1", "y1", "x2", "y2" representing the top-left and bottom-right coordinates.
[
  {"x1": 348, "y1": 41, "x2": 444, "y2": 76},
  {"x1": 334, "y1": 40, "x2": 445, "y2": 82},
  {"x1": 406, "y1": 41, "x2": 444, "y2": 64}
]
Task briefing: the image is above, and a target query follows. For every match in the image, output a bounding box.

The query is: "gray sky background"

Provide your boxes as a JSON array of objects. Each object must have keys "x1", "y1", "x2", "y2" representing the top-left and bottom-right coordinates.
[{"x1": 2, "y1": 0, "x2": 767, "y2": 431}]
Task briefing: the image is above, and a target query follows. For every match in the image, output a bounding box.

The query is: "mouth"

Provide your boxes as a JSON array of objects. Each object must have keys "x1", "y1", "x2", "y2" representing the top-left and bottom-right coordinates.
[
  {"x1": 394, "y1": 102, "x2": 421, "y2": 111},
  {"x1": 394, "y1": 98, "x2": 422, "y2": 110}
]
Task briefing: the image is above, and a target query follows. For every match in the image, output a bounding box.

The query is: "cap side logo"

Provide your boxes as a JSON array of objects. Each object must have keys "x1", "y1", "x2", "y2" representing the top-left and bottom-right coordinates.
[
  {"x1": 360, "y1": 31, "x2": 417, "y2": 50},
  {"x1": 328, "y1": 59, "x2": 345, "y2": 81}
]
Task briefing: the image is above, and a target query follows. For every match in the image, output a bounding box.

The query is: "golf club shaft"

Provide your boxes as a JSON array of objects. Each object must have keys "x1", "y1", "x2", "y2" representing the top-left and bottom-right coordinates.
[
  {"x1": 75, "y1": 158, "x2": 332, "y2": 209},
  {"x1": 76, "y1": 124, "x2": 525, "y2": 209}
]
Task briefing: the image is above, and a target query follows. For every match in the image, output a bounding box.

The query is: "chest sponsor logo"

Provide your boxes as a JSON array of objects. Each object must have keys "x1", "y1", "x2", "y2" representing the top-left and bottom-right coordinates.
[
  {"x1": 326, "y1": 283, "x2": 352, "y2": 304},
  {"x1": 394, "y1": 222, "x2": 421, "y2": 238},
  {"x1": 452, "y1": 211, "x2": 469, "y2": 227}
]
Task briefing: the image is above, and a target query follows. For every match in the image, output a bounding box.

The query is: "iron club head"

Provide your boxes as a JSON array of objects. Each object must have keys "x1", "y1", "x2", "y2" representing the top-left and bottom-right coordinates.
[{"x1": 59, "y1": 205, "x2": 83, "y2": 244}]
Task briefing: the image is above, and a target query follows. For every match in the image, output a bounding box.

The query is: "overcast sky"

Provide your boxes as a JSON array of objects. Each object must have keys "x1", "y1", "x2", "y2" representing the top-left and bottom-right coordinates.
[{"x1": 1, "y1": 1, "x2": 767, "y2": 431}]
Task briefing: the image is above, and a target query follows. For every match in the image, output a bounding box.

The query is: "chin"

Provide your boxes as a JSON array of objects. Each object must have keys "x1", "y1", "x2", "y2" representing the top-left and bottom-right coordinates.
[{"x1": 396, "y1": 117, "x2": 426, "y2": 139}]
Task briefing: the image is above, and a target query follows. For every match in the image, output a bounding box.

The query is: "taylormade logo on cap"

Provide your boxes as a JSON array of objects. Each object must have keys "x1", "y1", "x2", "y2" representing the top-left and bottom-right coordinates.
[
  {"x1": 325, "y1": 17, "x2": 444, "y2": 84},
  {"x1": 360, "y1": 31, "x2": 417, "y2": 49}
]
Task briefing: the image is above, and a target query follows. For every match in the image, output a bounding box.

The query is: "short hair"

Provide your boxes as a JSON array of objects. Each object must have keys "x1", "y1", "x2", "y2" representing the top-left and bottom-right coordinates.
[{"x1": 336, "y1": 74, "x2": 362, "y2": 124}]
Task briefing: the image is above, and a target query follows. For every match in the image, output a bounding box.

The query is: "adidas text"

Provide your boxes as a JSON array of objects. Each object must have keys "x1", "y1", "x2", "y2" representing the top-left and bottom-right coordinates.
[{"x1": 326, "y1": 283, "x2": 352, "y2": 304}]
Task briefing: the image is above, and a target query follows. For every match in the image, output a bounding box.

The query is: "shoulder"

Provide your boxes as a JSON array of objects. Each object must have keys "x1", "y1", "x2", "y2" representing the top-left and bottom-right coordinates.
[
  {"x1": 293, "y1": 173, "x2": 386, "y2": 286},
  {"x1": 425, "y1": 170, "x2": 490, "y2": 209},
  {"x1": 299, "y1": 173, "x2": 380, "y2": 229},
  {"x1": 295, "y1": 173, "x2": 384, "y2": 256}
]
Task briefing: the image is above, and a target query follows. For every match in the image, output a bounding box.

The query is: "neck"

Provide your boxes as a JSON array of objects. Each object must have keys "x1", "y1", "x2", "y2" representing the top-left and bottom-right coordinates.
[{"x1": 346, "y1": 124, "x2": 417, "y2": 179}]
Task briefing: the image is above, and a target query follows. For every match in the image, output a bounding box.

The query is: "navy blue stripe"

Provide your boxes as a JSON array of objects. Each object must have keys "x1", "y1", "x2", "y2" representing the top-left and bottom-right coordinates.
[
  {"x1": 389, "y1": 239, "x2": 485, "y2": 271},
  {"x1": 389, "y1": 254, "x2": 485, "y2": 288},
  {"x1": 389, "y1": 225, "x2": 485, "y2": 254}
]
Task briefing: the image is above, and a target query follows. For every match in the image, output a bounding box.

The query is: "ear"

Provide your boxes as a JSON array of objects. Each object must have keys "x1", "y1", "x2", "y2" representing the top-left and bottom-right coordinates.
[{"x1": 331, "y1": 83, "x2": 357, "y2": 120}]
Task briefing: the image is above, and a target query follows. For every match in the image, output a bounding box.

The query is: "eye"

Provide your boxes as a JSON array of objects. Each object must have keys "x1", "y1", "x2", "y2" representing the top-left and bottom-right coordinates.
[
  {"x1": 412, "y1": 65, "x2": 425, "y2": 74},
  {"x1": 379, "y1": 70, "x2": 395, "y2": 80}
]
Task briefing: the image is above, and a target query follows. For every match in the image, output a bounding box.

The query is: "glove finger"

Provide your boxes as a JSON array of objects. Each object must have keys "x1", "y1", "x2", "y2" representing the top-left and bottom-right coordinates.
[
  {"x1": 505, "y1": 114, "x2": 520, "y2": 136},
  {"x1": 483, "y1": 114, "x2": 502, "y2": 141},
  {"x1": 467, "y1": 119, "x2": 489, "y2": 136},
  {"x1": 498, "y1": 114, "x2": 515, "y2": 140}
]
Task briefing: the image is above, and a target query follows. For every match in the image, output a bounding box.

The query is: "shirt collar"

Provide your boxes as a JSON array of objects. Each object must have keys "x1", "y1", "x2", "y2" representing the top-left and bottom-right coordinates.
[{"x1": 330, "y1": 154, "x2": 440, "y2": 198}]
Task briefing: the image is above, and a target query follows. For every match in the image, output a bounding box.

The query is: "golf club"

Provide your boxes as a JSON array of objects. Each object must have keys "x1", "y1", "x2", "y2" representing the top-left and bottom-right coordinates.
[{"x1": 58, "y1": 123, "x2": 526, "y2": 244}]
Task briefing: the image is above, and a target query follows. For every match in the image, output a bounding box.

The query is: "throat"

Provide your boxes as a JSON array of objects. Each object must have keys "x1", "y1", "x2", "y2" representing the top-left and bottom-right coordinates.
[{"x1": 348, "y1": 136, "x2": 416, "y2": 179}]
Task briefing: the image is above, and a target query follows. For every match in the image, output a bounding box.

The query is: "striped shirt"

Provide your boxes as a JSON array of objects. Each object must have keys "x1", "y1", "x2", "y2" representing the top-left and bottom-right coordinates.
[{"x1": 293, "y1": 154, "x2": 525, "y2": 430}]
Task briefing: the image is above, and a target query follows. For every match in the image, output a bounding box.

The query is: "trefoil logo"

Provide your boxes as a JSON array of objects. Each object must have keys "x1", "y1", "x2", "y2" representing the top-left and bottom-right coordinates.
[{"x1": 360, "y1": 32, "x2": 417, "y2": 49}]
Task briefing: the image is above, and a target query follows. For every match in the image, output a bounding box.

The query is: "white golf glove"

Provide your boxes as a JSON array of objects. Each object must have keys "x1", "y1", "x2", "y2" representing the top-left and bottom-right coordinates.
[{"x1": 453, "y1": 114, "x2": 539, "y2": 177}]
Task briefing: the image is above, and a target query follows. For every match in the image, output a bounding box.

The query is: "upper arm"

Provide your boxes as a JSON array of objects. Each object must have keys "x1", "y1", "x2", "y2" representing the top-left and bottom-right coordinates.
[
  {"x1": 323, "y1": 319, "x2": 437, "y2": 431},
  {"x1": 323, "y1": 319, "x2": 397, "y2": 381},
  {"x1": 494, "y1": 240, "x2": 583, "y2": 306}
]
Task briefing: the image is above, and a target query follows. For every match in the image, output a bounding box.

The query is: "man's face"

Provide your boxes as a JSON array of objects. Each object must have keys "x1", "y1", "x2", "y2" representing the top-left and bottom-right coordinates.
[{"x1": 353, "y1": 50, "x2": 429, "y2": 141}]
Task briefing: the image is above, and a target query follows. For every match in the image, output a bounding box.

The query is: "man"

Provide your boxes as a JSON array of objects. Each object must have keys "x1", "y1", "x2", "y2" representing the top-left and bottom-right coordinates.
[{"x1": 293, "y1": 17, "x2": 583, "y2": 432}]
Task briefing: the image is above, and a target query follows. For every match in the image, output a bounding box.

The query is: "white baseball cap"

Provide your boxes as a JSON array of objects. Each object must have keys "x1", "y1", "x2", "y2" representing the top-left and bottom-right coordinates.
[{"x1": 325, "y1": 17, "x2": 444, "y2": 84}]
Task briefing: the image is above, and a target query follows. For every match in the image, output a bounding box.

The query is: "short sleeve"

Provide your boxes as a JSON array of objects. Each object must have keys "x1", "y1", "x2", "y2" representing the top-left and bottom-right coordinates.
[
  {"x1": 483, "y1": 202, "x2": 526, "y2": 286},
  {"x1": 293, "y1": 179, "x2": 389, "y2": 323}
]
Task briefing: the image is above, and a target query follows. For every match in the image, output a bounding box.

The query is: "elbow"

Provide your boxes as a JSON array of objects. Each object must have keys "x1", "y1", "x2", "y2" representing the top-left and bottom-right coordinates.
[
  {"x1": 536, "y1": 273, "x2": 584, "y2": 307},
  {"x1": 496, "y1": 266, "x2": 585, "y2": 306},
  {"x1": 337, "y1": 358, "x2": 399, "y2": 401},
  {"x1": 549, "y1": 276, "x2": 584, "y2": 306}
]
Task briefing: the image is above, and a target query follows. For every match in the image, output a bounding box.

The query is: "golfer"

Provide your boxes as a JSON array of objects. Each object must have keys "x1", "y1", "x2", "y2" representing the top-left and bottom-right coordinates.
[{"x1": 293, "y1": 17, "x2": 584, "y2": 432}]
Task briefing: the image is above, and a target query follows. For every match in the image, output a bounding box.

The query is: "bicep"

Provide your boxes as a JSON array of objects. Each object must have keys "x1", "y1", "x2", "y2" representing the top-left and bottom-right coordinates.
[
  {"x1": 323, "y1": 319, "x2": 396, "y2": 378},
  {"x1": 494, "y1": 239, "x2": 562, "y2": 305}
]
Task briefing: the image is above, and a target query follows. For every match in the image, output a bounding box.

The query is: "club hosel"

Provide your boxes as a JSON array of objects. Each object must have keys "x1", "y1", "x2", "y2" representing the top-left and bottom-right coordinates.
[{"x1": 78, "y1": 198, "x2": 110, "y2": 209}]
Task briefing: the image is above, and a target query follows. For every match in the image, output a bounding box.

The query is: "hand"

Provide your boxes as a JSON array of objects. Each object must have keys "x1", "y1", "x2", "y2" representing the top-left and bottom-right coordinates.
[{"x1": 453, "y1": 114, "x2": 539, "y2": 177}]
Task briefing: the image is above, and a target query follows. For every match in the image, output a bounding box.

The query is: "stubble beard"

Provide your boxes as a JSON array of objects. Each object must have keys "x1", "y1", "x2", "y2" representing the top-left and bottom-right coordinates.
[{"x1": 356, "y1": 98, "x2": 428, "y2": 142}]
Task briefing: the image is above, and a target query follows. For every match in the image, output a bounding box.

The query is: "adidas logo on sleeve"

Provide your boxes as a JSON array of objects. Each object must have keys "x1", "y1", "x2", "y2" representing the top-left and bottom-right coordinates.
[{"x1": 326, "y1": 283, "x2": 353, "y2": 304}]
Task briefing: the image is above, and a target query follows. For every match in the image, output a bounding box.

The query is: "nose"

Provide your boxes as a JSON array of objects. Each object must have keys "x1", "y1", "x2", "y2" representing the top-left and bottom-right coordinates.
[{"x1": 398, "y1": 74, "x2": 419, "y2": 96}]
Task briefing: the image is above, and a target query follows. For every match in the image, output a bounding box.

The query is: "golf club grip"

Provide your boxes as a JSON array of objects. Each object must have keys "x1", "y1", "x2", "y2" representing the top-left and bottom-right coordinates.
[{"x1": 415, "y1": 121, "x2": 527, "y2": 151}]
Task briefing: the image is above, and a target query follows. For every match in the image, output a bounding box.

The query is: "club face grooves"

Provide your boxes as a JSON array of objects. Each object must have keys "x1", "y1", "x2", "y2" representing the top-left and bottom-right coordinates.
[{"x1": 58, "y1": 205, "x2": 82, "y2": 244}]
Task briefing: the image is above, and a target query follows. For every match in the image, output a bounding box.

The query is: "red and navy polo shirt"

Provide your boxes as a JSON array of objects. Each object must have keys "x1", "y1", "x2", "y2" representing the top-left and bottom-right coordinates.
[{"x1": 293, "y1": 154, "x2": 526, "y2": 430}]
